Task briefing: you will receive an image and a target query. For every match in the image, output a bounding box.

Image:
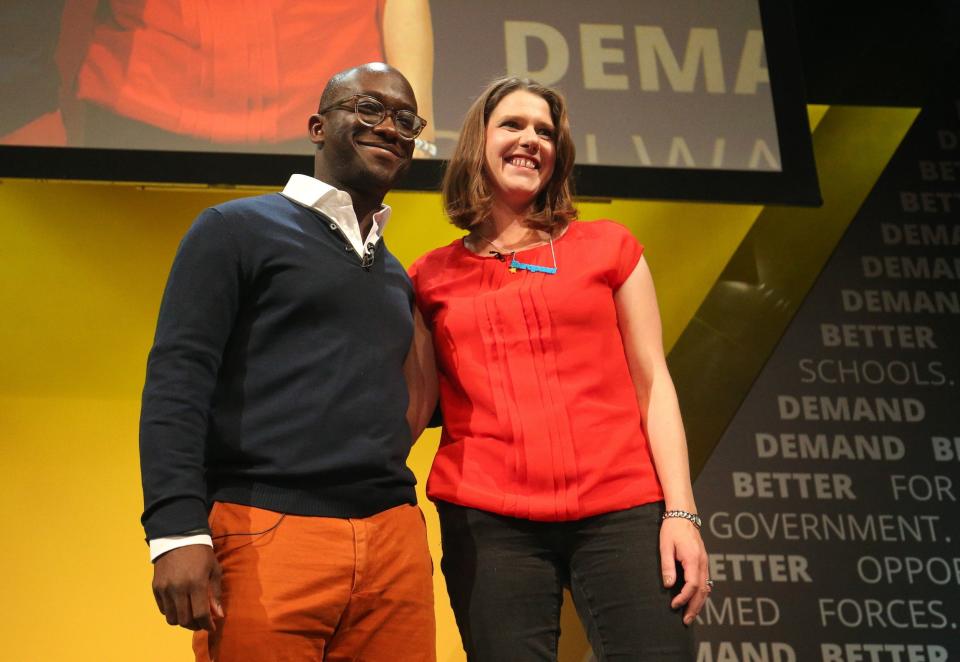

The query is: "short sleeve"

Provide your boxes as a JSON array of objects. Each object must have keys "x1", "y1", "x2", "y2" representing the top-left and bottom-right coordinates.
[
  {"x1": 609, "y1": 221, "x2": 644, "y2": 289},
  {"x1": 406, "y1": 242, "x2": 460, "y2": 318}
]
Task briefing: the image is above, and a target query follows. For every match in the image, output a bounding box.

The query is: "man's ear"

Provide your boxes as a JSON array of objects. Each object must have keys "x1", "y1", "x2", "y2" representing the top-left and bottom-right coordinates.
[{"x1": 308, "y1": 114, "x2": 324, "y2": 147}]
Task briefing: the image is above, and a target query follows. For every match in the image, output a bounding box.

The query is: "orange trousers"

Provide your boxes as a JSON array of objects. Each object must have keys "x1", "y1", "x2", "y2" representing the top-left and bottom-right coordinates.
[{"x1": 193, "y1": 502, "x2": 435, "y2": 661}]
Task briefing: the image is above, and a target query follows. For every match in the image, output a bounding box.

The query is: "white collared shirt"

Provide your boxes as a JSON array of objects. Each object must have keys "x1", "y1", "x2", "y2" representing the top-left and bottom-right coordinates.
[
  {"x1": 281, "y1": 173, "x2": 391, "y2": 258},
  {"x1": 148, "y1": 174, "x2": 390, "y2": 562}
]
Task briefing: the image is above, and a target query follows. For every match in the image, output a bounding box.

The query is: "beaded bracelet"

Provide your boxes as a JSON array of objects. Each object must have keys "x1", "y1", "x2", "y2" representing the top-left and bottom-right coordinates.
[{"x1": 662, "y1": 510, "x2": 702, "y2": 530}]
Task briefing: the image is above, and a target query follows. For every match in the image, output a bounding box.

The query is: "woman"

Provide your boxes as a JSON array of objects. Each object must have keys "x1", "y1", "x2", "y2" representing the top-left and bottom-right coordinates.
[{"x1": 407, "y1": 77, "x2": 709, "y2": 660}]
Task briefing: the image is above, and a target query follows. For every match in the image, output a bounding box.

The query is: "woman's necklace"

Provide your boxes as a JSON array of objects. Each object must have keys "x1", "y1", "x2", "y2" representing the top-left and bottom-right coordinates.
[{"x1": 477, "y1": 233, "x2": 558, "y2": 275}]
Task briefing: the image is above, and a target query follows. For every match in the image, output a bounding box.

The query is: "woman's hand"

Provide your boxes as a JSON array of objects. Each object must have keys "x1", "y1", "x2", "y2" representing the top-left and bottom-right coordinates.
[{"x1": 659, "y1": 517, "x2": 710, "y2": 625}]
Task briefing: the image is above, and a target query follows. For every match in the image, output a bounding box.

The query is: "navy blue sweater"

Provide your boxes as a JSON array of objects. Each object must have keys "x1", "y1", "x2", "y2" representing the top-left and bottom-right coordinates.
[{"x1": 139, "y1": 193, "x2": 417, "y2": 539}]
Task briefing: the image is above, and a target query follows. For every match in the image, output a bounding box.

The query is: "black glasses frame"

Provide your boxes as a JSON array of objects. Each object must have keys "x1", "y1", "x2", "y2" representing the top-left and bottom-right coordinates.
[{"x1": 318, "y1": 94, "x2": 426, "y2": 140}]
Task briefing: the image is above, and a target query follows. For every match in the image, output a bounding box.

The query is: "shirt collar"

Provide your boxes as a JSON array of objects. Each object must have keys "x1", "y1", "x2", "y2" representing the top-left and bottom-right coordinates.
[{"x1": 280, "y1": 173, "x2": 391, "y2": 256}]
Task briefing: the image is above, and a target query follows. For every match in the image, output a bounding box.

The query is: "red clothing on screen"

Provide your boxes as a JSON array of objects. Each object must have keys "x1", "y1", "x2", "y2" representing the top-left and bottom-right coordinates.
[
  {"x1": 76, "y1": 0, "x2": 386, "y2": 143},
  {"x1": 409, "y1": 220, "x2": 665, "y2": 522}
]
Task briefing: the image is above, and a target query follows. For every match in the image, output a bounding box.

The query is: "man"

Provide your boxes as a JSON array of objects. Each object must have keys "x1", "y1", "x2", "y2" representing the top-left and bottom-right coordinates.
[{"x1": 140, "y1": 62, "x2": 435, "y2": 661}]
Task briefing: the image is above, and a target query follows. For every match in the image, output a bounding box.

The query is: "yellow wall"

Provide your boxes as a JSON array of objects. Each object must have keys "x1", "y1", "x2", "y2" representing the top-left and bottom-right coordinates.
[{"x1": 0, "y1": 173, "x2": 758, "y2": 661}]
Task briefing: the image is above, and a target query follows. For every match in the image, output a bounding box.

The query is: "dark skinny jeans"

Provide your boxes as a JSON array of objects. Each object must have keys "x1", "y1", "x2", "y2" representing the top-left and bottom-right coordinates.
[{"x1": 437, "y1": 501, "x2": 696, "y2": 661}]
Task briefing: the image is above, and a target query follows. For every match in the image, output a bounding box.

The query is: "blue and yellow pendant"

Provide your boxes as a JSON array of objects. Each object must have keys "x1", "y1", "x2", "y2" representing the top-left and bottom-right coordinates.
[
  {"x1": 507, "y1": 235, "x2": 558, "y2": 275},
  {"x1": 484, "y1": 235, "x2": 559, "y2": 275},
  {"x1": 509, "y1": 255, "x2": 557, "y2": 274}
]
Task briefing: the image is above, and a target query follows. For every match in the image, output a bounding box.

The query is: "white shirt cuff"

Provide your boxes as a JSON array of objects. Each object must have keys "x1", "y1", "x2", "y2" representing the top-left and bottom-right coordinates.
[{"x1": 149, "y1": 534, "x2": 214, "y2": 562}]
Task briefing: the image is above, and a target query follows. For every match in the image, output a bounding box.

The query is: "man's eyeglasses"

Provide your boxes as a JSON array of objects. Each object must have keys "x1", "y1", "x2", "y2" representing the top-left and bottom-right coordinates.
[{"x1": 319, "y1": 95, "x2": 427, "y2": 141}]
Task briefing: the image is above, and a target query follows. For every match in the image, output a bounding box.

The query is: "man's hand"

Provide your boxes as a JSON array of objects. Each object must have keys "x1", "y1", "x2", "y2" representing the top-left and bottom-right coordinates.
[{"x1": 152, "y1": 544, "x2": 224, "y2": 631}]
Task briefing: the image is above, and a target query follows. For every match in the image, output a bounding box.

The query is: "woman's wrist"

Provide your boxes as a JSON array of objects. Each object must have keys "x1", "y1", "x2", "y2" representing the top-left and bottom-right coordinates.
[{"x1": 661, "y1": 509, "x2": 702, "y2": 530}]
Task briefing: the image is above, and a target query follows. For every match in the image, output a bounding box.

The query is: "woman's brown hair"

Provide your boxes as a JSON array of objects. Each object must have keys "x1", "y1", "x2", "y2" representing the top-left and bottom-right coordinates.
[{"x1": 442, "y1": 77, "x2": 577, "y2": 234}]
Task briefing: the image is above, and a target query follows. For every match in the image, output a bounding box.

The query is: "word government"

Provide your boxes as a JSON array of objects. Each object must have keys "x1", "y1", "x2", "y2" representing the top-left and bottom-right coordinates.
[{"x1": 709, "y1": 511, "x2": 941, "y2": 542}]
